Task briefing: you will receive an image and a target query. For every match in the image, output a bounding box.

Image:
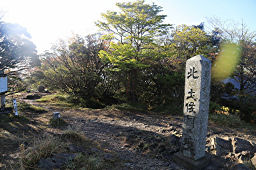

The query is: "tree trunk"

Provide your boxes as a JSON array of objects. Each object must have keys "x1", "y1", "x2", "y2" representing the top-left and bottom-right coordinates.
[{"x1": 126, "y1": 70, "x2": 138, "y2": 103}]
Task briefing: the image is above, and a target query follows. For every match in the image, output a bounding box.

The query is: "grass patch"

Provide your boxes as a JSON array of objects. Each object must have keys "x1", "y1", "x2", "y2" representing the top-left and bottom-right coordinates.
[
  {"x1": 36, "y1": 93, "x2": 67, "y2": 102},
  {"x1": 19, "y1": 102, "x2": 47, "y2": 113},
  {"x1": 111, "y1": 103, "x2": 148, "y2": 113},
  {"x1": 61, "y1": 129, "x2": 120, "y2": 170},
  {"x1": 107, "y1": 102, "x2": 183, "y2": 115},
  {"x1": 49, "y1": 118, "x2": 68, "y2": 128},
  {"x1": 20, "y1": 136, "x2": 65, "y2": 169},
  {"x1": 36, "y1": 93, "x2": 74, "y2": 107},
  {"x1": 209, "y1": 113, "x2": 256, "y2": 130},
  {"x1": 61, "y1": 129, "x2": 90, "y2": 144},
  {"x1": 20, "y1": 127, "x2": 122, "y2": 169}
]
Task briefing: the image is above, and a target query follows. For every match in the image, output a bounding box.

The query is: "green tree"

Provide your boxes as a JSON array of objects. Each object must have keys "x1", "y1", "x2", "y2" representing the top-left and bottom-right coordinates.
[
  {"x1": 97, "y1": 0, "x2": 171, "y2": 103},
  {"x1": 169, "y1": 24, "x2": 212, "y2": 62}
]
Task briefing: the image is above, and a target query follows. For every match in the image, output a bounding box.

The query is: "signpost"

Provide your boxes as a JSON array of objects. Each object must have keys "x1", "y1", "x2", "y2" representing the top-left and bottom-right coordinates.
[{"x1": 0, "y1": 70, "x2": 8, "y2": 111}]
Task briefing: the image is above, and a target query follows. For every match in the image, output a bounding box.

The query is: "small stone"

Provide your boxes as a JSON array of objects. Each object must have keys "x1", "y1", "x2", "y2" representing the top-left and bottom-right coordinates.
[
  {"x1": 38, "y1": 85, "x2": 45, "y2": 92},
  {"x1": 53, "y1": 112, "x2": 61, "y2": 119},
  {"x1": 233, "y1": 138, "x2": 253, "y2": 153}
]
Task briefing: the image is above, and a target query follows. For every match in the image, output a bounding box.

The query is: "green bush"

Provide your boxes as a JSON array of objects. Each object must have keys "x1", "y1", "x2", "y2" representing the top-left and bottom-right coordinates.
[{"x1": 238, "y1": 95, "x2": 256, "y2": 123}]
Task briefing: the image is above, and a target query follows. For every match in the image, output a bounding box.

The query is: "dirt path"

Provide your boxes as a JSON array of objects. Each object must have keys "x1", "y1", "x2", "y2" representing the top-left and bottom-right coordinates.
[
  {"x1": 24, "y1": 98, "x2": 184, "y2": 169},
  {"x1": 2, "y1": 94, "x2": 256, "y2": 169}
]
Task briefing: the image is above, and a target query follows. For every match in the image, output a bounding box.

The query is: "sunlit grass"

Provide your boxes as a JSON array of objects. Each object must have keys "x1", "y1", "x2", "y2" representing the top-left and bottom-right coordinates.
[
  {"x1": 19, "y1": 102, "x2": 47, "y2": 113},
  {"x1": 36, "y1": 93, "x2": 67, "y2": 102},
  {"x1": 36, "y1": 93, "x2": 73, "y2": 107},
  {"x1": 20, "y1": 125, "x2": 121, "y2": 169}
]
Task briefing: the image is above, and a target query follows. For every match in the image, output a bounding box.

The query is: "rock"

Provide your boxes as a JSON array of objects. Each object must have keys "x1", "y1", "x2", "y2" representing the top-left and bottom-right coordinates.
[
  {"x1": 214, "y1": 137, "x2": 233, "y2": 156},
  {"x1": 231, "y1": 163, "x2": 250, "y2": 170},
  {"x1": 233, "y1": 138, "x2": 254, "y2": 153},
  {"x1": 53, "y1": 112, "x2": 61, "y2": 119},
  {"x1": 25, "y1": 94, "x2": 41, "y2": 100},
  {"x1": 236, "y1": 151, "x2": 252, "y2": 163},
  {"x1": 251, "y1": 153, "x2": 256, "y2": 169},
  {"x1": 38, "y1": 153, "x2": 76, "y2": 169},
  {"x1": 38, "y1": 85, "x2": 45, "y2": 92},
  {"x1": 252, "y1": 144, "x2": 256, "y2": 154}
]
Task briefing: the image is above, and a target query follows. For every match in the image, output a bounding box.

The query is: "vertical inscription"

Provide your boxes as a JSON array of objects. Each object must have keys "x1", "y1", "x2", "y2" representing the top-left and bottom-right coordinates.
[{"x1": 181, "y1": 55, "x2": 211, "y2": 160}]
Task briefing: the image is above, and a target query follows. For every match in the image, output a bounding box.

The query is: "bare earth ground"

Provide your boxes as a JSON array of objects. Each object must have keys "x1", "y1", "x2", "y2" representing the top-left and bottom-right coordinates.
[{"x1": 1, "y1": 92, "x2": 256, "y2": 169}]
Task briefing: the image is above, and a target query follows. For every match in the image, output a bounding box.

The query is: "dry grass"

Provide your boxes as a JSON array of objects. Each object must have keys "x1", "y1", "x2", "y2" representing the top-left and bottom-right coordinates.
[
  {"x1": 20, "y1": 135, "x2": 65, "y2": 169},
  {"x1": 19, "y1": 125, "x2": 121, "y2": 169}
]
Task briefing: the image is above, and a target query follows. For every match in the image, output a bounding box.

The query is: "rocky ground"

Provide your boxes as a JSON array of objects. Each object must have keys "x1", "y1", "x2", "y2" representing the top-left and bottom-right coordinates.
[{"x1": 0, "y1": 92, "x2": 256, "y2": 169}]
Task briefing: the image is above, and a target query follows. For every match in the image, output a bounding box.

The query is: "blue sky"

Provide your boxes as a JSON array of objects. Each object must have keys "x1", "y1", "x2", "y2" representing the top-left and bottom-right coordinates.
[
  {"x1": 1, "y1": 0, "x2": 255, "y2": 53},
  {"x1": 150, "y1": 0, "x2": 256, "y2": 31}
]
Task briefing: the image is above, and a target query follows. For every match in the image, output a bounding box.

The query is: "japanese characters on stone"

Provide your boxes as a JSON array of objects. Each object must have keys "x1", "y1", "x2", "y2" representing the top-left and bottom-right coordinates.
[{"x1": 185, "y1": 66, "x2": 199, "y2": 116}]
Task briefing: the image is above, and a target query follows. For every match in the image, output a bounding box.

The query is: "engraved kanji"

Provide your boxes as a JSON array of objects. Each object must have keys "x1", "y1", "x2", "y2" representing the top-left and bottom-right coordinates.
[
  {"x1": 186, "y1": 89, "x2": 197, "y2": 101},
  {"x1": 187, "y1": 67, "x2": 199, "y2": 79},
  {"x1": 185, "y1": 102, "x2": 196, "y2": 113}
]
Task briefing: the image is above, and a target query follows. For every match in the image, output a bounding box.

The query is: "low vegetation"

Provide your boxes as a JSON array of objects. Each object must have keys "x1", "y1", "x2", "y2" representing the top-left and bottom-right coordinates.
[
  {"x1": 36, "y1": 93, "x2": 74, "y2": 107},
  {"x1": 20, "y1": 127, "x2": 122, "y2": 170},
  {"x1": 49, "y1": 117, "x2": 68, "y2": 128},
  {"x1": 19, "y1": 101, "x2": 47, "y2": 113}
]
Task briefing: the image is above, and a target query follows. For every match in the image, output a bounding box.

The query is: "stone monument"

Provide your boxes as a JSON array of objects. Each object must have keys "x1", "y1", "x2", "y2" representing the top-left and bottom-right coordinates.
[{"x1": 174, "y1": 55, "x2": 211, "y2": 169}]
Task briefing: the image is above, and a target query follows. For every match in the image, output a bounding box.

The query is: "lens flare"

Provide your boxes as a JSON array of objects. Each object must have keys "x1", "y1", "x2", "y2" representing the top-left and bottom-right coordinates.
[{"x1": 212, "y1": 43, "x2": 241, "y2": 81}]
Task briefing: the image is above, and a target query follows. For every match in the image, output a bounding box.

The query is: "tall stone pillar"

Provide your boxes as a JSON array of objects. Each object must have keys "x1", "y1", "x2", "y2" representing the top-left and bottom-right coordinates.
[{"x1": 174, "y1": 55, "x2": 211, "y2": 169}]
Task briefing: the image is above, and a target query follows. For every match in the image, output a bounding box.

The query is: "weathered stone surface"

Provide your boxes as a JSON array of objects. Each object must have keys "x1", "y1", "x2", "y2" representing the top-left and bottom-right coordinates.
[
  {"x1": 215, "y1": 137, "x2": 233, "y2": 156},
  {"x1": 251, "y1": 143, "x2": 256, "y2": 153},
  {"x1": 231, "y1": 163, "x2": 250, "y2": 170},
  {"x1": 180, "y1": 55, "x2": 211, "y2": 160},
  {"x1": 233, "y1": 137, "x2": 254, "y2": 153},
  {"x1": 236, "y1": 151, "x2": 253, "y2": 163},
  {"x1": 251, "y1": 153, "x2": 256, "y2": 169}
]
